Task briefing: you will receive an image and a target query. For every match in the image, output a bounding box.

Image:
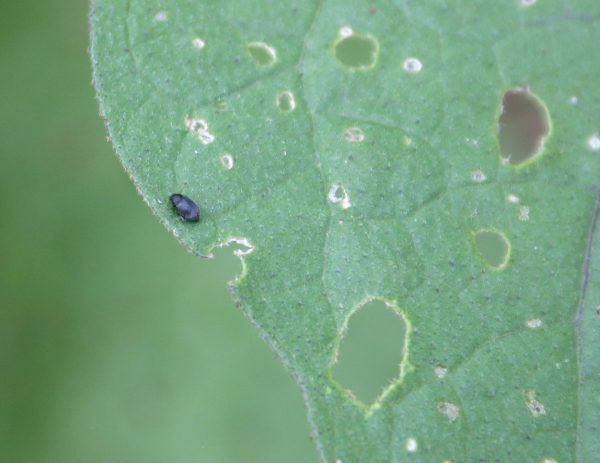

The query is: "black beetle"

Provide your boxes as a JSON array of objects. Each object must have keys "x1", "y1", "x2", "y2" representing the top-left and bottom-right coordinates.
[{"x1": 169, "y1": 193, "x2": 200, "y2": 222}]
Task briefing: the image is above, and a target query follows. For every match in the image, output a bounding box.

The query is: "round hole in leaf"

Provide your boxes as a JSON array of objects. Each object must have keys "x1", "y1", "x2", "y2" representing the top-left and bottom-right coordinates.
[
  {"x1": 246, "y1": 41, "x2": 277, "y2": 66},
  {"x1": 472, "y1": 229, "x2": 511, "y2": 270},
  {"x1": 275, "y1": 90, "x2": 296, "y2": 112},
  {"x1": 334, "y1": 33, "x2": 378, "y2": 71}
]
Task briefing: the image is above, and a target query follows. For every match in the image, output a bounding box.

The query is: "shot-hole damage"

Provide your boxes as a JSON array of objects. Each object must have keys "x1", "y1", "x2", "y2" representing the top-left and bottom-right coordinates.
[
  {"x1": 246, "y1": 41, "x2": 277, "y2": 66},
  {"x1": 497, "y1": 88, "x2": 551, "y2": 166},
  {"x1": 470, "y1": 169, "x2": 487, "y2": 183},
  {"x1": 220, "y1": 153, "x2": 234, "y2": 170},
  {"x1": 526, "y1": 390, "x2": 546, "y2": 417},
  {"x1": 185, "y1": 116, "x2": 215, "y2": 144},
  {"x1": 275, "y1": 90, "x2": 296, "y2": 112},
  {"x1": 328, "y1": 183, "x2": 352, "y2": 209},
  {"x1": 402, "y1": 57, "x2": 423, "y2": 74},
  {"x1": 332, "y1": 300, "x2": 410, "y2": 406},
  {"x1": 334, "y1": 31, "x2": 378, "y2": 71},
  {"x1": 434, "y1": 365, "x2": 448, "y2": 378},
  {"x1": 472, "y1": 228, "x2": 511, "y2": 270},
  {"x1": 437, "y1": 401, "x2": 460, "y2": 422},
  {"x1": 518, "y1": 205, "x2": 530, "y2": 221},
  {"x1": 344, "y1": 127, "x2": 365, "y2": 143}
]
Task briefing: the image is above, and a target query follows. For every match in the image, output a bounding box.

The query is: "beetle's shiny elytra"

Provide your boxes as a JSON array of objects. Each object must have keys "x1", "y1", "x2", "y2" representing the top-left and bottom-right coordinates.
[{"x1": 169, "y1": 193, "x2": 200, "y2": 222}]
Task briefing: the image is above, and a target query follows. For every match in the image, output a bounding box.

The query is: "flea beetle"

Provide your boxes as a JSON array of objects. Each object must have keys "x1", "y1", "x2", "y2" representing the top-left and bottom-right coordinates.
[{"x1": 169, "y1": 193, "x2": 200, "y2": 222}]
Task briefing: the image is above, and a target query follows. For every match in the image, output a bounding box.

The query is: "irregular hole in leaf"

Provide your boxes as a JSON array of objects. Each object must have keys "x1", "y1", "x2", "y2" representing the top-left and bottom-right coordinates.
[
  {"x1": 472, "y1": 229, "x2": 511, "y2": 270},
  {"x1": 332, "y1": 300, "x2": 407, "y2": 405},
  {"x1": 497, "y1": 88, "x2": 550, "y2": 166},
  {"x1": 334, "y1": 33, "x2": 378, "y2": 71},
  {"x1": 205, "y1": 237, "x2": 255, "y2": 289},
  {"x1": 246, "y1": 41, "x2": 277, "y2": 66},
  {"x1": 205, "y1": 243, "x2": 244, "y2": 285}
]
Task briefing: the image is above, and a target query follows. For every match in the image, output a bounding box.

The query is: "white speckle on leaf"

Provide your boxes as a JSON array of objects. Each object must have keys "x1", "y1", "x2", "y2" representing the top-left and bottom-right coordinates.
[
  {"x1": 154, "y1": 10, "x2": 168, "y2": 22},
  {"x1": 403, "y1": 136, "x2": 413, "y2": 146},
  {"x1": 518, "y1": 205, "x2": 530, "y2": 221},
  {"x1": 507, "y1": 194, "x2": 520, "y2": 204},
  {"x1": 406, "y1": 437, "x2": 418, "y2": 452},
  {"x1": 569, "y1": 95, "x2": 578, "y2": 105},
  {"x1": 185, "y1": 116, "x2": 215, "y2": 145},
  {"x1": 192, "y1": 38, "x2": 205, "y2": 49},
  {"x1": 438, "y1": 401, "x2": 460, "y2": 422},
  {"x1": 470, "y1": 170, "x2": 487, "y2": 183},
  {"x1": 434, "y1": 365, "x2": 448, "y2": 378},
  {"x1": 402, "y1": 57, "x2": 423, "y2": 73},
  {"x1": 328, "y1": 183, "x2": 351, "y2": 209},
  {"x1": 526, "y1": 318, "x2": 543, "y2": 329},
  {"x1": 220, "y1": 153, "x2": 234, "y2": 170},
  {"x1": 466, "y1": 137, "x2": 479, "y2": 146},
  {"x1": 588, "y1": 134, "x2": 600, "y2": 151},
  {"x1": 339, "y1": 27, "x2": 353, "y2": 37},
  {"x1": 520, "y1": 0, "x2": 537, "y2": 7},
  {"x1": 542, "y1": 458, "x2": 557, "y2": 463},
  {"x1": 344, "y1": 127, "x2": 365, "y2": 143}
]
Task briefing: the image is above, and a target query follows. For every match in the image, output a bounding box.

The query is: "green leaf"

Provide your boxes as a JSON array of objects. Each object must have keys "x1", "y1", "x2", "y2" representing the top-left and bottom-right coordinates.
[{"x1": 90, "y1": 1, "x2": 600, "y2": 461}]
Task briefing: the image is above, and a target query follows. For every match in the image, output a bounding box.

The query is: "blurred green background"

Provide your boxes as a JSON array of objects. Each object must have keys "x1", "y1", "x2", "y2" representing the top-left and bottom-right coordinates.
[{"x1": 0, "y1": 1, "x2": 316, "y2": 461}]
